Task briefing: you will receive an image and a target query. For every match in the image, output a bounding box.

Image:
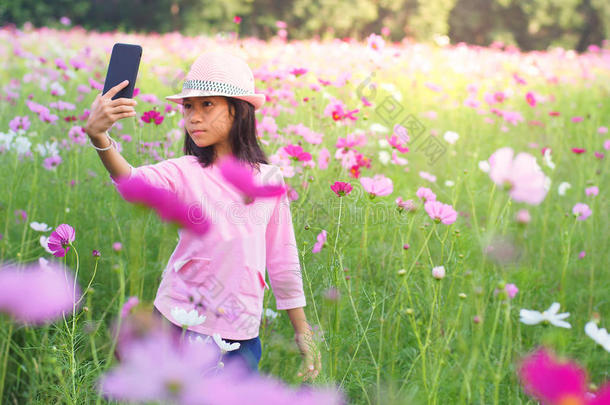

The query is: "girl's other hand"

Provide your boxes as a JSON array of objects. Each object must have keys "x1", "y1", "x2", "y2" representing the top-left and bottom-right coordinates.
[
  {"x1": 84, "y1": 80, "x2": 138, "y2": 137},
  {"x1": 295, "y1": 330, "x2": 321, "y2": 382}
]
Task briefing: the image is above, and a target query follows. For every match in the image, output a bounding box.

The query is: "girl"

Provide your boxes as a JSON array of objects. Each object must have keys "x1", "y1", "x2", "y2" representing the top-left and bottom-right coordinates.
[{"x1": 84, "y1": 51, "x2": 321, "y2": 380}]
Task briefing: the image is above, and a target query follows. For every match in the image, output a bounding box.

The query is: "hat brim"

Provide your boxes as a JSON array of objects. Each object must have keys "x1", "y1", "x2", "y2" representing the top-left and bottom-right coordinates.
[{"x1": 165, "y1": 89, "x2": 265, "y2": 110}]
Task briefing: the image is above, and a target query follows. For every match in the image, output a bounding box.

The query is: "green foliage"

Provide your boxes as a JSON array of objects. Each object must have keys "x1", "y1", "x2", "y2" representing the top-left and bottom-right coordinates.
[{"x1": 0, "y1": 0, "x2": 607, "y2": 50}]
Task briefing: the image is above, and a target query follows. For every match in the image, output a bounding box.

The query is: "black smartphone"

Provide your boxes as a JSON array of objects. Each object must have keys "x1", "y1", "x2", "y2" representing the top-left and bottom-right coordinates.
[{"x1": 102, "y1": 43, "x2": 142, "y2": 100}]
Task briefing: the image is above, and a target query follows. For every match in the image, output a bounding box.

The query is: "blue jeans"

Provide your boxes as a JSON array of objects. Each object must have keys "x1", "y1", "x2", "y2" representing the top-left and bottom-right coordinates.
[{"x1": 152, "y1": 307, "x2": 262, "y2": 373}]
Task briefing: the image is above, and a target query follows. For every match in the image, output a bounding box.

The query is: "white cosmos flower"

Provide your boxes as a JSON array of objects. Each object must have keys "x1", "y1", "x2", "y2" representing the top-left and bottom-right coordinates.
[
  {"x1": 40, "y1": 235, "x2": 54, "y2": 254},
  {"x1": 584, "y1": 322, "x2": 610, "y2": 352},
  {"x1": 519, "y1": 302, "x2": 571, "y2": 329},
  {"x1": 170, "y1": 307, "x2": 206, "y2": 327},
  {"x1": 543, "y1": 149, "x2": 555, "y2": 170},
  {"x1": 558, "y1": 182, "x2": 571, "y2": 196},
  {"x1": 264, "y1": 308, "x2": 279, "y2": 320},
  {"x1": 212, "y1": 333, "x2": 240, "y2": 353},
  {"x1": 30, "y1": 221, "x2": 52, "y2": 232},
  {"x1": 478, "y1": 160, "x2": 490, "y2": 173},
  {"x1": 443, "y1": 131, "x2": 459, "y2": 145},
  {"x1": 370, "y1": 124, "x2": 390, "y2": 134},
  {"x1": 445, "y1": 180, "x2": 455, "y2": 187},
  {"x1": 378, "y1": 150, "x2": 391, "y2": 165}
]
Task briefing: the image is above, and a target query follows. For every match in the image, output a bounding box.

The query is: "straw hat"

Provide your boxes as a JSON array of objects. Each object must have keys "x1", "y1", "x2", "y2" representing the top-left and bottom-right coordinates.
[{"x1": 166, "y1": 51, "x2": 265, "y2": 110}]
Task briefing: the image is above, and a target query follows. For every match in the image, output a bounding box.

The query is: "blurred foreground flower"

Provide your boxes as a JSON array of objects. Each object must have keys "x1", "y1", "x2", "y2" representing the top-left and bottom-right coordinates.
[
  {"x1": 115, "y1": 176, "x2": 210, "y2": 235},
  {"x1": 518, "y1": 347, "x2": 610, "y2": 405},
  {"x1": 218, "y1": 155, "x2": 286, "y2": 204},
  {"x1": 100, "y1": 318, "x2": 345, "y2": 405},
  {"x1": 0, "y1": 258, "x2": 79, "y2": 324}
]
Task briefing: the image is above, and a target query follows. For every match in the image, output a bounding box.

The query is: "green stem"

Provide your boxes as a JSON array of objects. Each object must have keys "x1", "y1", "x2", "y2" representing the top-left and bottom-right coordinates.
[{"x1": 0, "y1": 321, "x2": 13, "y2": 403}]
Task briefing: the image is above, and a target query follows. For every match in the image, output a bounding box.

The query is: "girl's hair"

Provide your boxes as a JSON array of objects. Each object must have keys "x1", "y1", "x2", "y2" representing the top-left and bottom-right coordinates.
[{"x1": 183, "y1": 97, "x2": 269, "y2": 172}]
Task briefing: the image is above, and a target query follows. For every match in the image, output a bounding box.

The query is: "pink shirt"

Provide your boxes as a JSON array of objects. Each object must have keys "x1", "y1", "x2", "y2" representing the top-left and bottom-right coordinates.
[{"x1": 110, "y1": 155, "x2": 306, "y2": 340}]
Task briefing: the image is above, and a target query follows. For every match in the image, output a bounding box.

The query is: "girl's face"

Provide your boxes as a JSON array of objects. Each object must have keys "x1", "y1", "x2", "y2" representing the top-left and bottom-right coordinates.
[{"x1": 182, "y1": 96, "x2": 234, "y2": 158}]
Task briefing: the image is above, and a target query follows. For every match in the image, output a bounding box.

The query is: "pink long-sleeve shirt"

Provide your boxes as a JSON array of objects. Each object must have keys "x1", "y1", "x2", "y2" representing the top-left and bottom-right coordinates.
[{"x1": 110, "y1": 155, "x2": 306, "y2": 340}]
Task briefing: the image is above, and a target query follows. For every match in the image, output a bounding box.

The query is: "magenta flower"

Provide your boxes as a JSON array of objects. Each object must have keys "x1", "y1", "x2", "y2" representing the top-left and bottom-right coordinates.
[
  {"x1": 218, "y1": 155, "x2": 286, "y2": 204},
  {"x1": 424, "y1": 201, "x2": 458, "y2": 225},
  {"x1": 416, "y1": 187, "x2": 436, "y2": 202},
  {"x1": 312, "y1": 230, "x2": 327, "y2": 253},
  {"x1": 0, "y1": 259, "x2": 80, "y2": 324},
  {"x1": 284, "y1": 144, "x2": 312, "y2": 162},
  {"x1": 518, "y1": 347, "x2": 610, "y2": 405},
  {"x1": 488, "y1": 147, "x2": 549, "y2": 205},
  {"x1": 360, "y1": 174, "x2": 393, "y2": 198},
  {"x1": 386, "y1": 125, "x2": 409, "y2": 153},
  {"x1": 330, "y1": 181, "x2": 352, "y2": 197},
  {"x1": 43, "y1": 155, "x2": 62, "y2": 171},
  {"x1": 141, "y1": 110, "x2": 163, "y2": 125},
  {"x1": 9, "y1": 116, "x2": 31, "y2": 132},
  {"x1": 525, "y1": 92, "x2": 536, "y2": 107},
  {"x1": 113, "y1": 242, "x2": 123, "y2": 252},
  {"x1": 47, "y1": 224, "x2": 76, "y2": 257},
  {"x1": 116, "y1": 176, "x2": 210, "y2": 234},
  {"x1": 572, "y1": 203, "x2": 592, "y2": 221}
]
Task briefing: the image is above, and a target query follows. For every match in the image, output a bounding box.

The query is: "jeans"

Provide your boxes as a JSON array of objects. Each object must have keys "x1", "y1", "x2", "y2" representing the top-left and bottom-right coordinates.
[{"x1": 152, "y1": 307, "x2": 262, "y2": 373}]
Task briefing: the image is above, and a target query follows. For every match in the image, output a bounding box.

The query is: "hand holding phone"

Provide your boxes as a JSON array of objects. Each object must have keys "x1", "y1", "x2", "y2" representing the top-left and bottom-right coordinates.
[
  {"x1": 102, "y1": 43, "x2": 142, "y2": 100},
  {"x1": 84, "y1": 81, "x2": 138, "y2": 138}
]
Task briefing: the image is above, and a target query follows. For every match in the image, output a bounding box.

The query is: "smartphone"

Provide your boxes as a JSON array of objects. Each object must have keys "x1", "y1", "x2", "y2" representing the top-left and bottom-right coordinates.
[{"x1": 102, "y1": 43, "x2": 142, "y2": 100}]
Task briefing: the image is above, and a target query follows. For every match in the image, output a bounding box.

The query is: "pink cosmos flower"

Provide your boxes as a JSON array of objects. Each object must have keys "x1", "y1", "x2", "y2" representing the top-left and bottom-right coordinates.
[
  {"x1": 115, "y1": 176, "x2": 211, "y2": 235},
  {"x1": 141, "y1": 110, "x2": 163, "y2": 125},
  {"x1": 516, "y1": 209, "x2": 531, "y2": 224},
  {"x1": 416, "y1": 187, "x2": 436, "y2": 202},
  {"x1": 505, "y1": 283, "x2": 519, "y2": 299},
  {"x1": 289, "y1": 67, "x2": 308, "y2": 77},
  {"x1": 571, "y1": 116, "x2": 584, "y2": 123},
  {"x1": 330, "y1": 181, "x2": 352, "y2": 197},
  {"x1": 283, "y1": 144, "x2": 312, "y2": 162},
  {"x1": 233, "y1": 15, "x2": 241, "y2": 24},
  {"x1": 578, "y1": 251, "x2": 586, "y2": 259},
  {"x1": 360, "y1": 174, "x2": 393, "y2": 197},
  {"x1": 525, "y1": 92, "x2": 536, "y2": 107},
  {"x1": 572, "y1": 203, "x2": 592, "y2": 221},
  {"x1": 488, "y1": 147, "x2": 549, "y2": 205},
  {"x1": 585, "y1": 186, "x2": 599, "y2": 197},
  {"x1": 387, "y1": 124, "x2": 409, "y2": 153},
  {"x1": 395, "y1": 197, "x2": 416, "y2": 212},
  {"x1": 43, "y1": 155, "x2": 62, "y2": 170},
  {"x1": 9, "y1": 116, "x2": 31, "y2": 132},
  {"x1": 0, "y1": 259, "x2": 79, "y2": 324},
  {"x1": 47, "y1": 224, "x2": 76, "y2": 257},
  {"x1": 419, "y1": 171, "x2": 437, "y2": 183},
  {"x1": 113, "y1": 242, "x2": 123, "y2": 252},
  {"x1": 366, "y1": 33, "x2": 385, "y2": 51},
  {"x1": 572, "y1": 148, "x2": 586, "y2": 154},
  {"x1": 424, "y1": 201, "x2": 458, "y2": 225},
  {"x1": 312, "y1": 230, "x2": 327, "y2": 253},
  {"x1": 218, "y1": 155, "x2": 286, "y2": 204},
  {"x1": 318, "y1": 147, "x2": 330, "y2": 170},
  {"x1": 518, "y1": 347, "x2": 610, "y2": 405}
]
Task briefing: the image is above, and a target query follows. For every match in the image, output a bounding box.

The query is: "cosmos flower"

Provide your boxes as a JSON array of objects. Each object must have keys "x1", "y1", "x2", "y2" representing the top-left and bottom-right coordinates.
[
  {"x1": 519, "y1": 302, "x2": 571, "y2": 328},
  {"x1": 0, "y1": 259, "x2": 79, "y2": 324},
  {"x1": 518, "y1": 347, "x2": 610, "y2": 405},
  {"x1": 424, "y1": 201, "x2": 458, "y2": 225},
  {"x1": 171, "y1": 307, "x2": 207, "y2": 327},
  {"x1": 218, "y1": 155, "x2": 286, "y2": 204},
  {"x1": 330, "y1": 181, "x2": 352, "y2": 197},
  {"x1": 312, "y1": 230, "x2": 327, "y2": 253},
  {"x1": 584, "y1": 322, "x2": 610, "y2": 352},
  {"x1": 360, "y1": 174, "x2": 393, "y2": 197},
  {"x1": 47, "y1": 224, "x2": 76, "y2": 257}
]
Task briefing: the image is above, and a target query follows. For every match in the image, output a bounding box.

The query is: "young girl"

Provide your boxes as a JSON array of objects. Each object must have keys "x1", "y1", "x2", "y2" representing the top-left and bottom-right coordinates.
[{"x1": 84, "y1": 51, "x2": 321, "y2": 380}]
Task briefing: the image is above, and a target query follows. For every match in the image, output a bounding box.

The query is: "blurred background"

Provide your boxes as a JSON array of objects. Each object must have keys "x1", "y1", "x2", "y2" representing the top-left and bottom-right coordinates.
[{"x1": 1, "y1": 0, "x2": 609, "y2": 52}]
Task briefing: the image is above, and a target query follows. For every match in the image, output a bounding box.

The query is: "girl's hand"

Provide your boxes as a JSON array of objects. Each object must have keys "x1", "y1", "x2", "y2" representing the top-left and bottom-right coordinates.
[
  {"x1": 295, "y1": 330, "x2": 321, "y2": 382},
  {"x1": 84, "y1": 80, "x2": 137, "y2": 137}
]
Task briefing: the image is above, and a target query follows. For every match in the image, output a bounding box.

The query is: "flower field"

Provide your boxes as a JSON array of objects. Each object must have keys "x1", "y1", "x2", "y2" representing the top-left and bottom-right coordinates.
[{"x1": 0, "y1": 24, "x2": 609, "y2": 404}]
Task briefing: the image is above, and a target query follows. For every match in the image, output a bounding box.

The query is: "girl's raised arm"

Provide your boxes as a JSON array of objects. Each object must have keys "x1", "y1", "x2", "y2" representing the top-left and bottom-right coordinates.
[{"x1": 83, "y1": 80, "x2": 137, "y2": 181}]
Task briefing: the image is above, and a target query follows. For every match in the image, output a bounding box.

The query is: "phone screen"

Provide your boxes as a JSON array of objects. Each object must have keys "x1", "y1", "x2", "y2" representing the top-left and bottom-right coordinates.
[{"x1": 102, "y1": 43, "x2": 142, "y2": 100}]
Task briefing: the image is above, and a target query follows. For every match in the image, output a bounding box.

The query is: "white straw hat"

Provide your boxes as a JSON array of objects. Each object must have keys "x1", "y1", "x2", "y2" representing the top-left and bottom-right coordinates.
[{"x1": 166, "y1": 51, "x2": 265, "y2": 110}]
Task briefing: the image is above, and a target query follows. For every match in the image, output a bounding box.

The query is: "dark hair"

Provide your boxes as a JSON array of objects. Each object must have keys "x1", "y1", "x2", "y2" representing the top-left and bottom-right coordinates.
[{"x1": 183, "y1": 97, "x2": 269, "y2": 172}]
